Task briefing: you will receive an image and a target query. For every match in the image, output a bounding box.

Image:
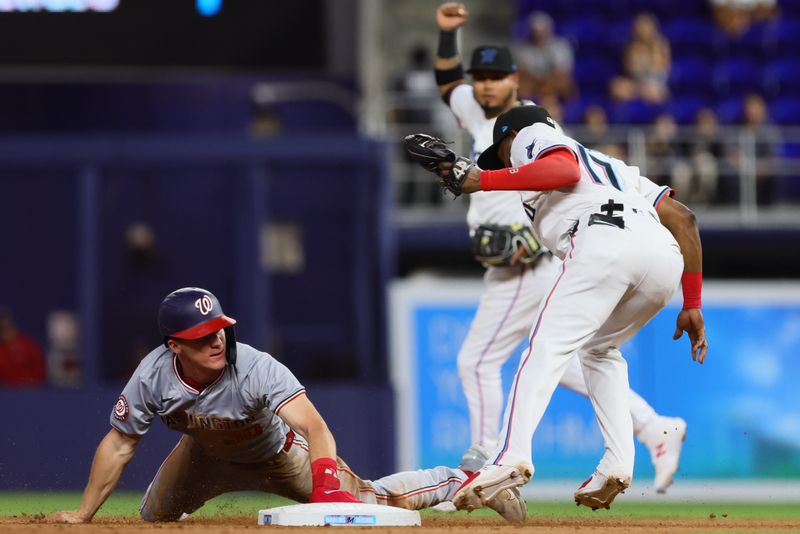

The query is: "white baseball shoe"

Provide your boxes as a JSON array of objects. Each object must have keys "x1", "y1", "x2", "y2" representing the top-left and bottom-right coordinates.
[
  {"x1": 452, "y1": 463, "x2": 533, "y2": 523},
  {"x1": 640, "y1": 416, "x2": 687, "y2": 493},
  {"x1": 574, "y1": 470, "x2": 631, "y2": 510}
]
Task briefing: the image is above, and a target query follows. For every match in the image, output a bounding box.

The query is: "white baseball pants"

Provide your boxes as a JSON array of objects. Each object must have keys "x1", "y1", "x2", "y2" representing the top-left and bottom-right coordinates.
[
  {"x1": 488, "y1": 212, "x2": 683, "y2": 479},
  {"x1": 458, "y1": 257, "x2": 658, "y2": 452}
]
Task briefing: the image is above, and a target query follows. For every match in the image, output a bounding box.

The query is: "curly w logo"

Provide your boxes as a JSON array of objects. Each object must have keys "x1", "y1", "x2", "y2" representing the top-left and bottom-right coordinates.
[{"x1": 195, "y1": 295, "x2": 213, "y2": 315}]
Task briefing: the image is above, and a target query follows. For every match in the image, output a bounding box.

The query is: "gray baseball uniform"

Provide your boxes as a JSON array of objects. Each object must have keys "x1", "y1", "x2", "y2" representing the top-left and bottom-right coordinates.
[{"x1": 111, "y1": 342, "x2": 466, "y2": 521}]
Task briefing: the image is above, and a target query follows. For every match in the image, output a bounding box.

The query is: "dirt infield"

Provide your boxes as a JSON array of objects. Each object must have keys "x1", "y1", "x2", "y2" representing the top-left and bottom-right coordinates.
[{"x1": 4, "y1": 515, "x2": 800, "y2": 533}]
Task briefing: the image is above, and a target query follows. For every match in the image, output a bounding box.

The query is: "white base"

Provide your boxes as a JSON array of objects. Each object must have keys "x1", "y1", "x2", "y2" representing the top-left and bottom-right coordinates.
[{"x1": 257, "y1": 502, "x2": 421, "y2": 527}]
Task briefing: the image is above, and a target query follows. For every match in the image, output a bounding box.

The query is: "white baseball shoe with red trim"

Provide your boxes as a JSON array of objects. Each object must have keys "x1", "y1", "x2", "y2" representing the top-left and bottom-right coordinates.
[
  {"x1": 574, "y1": 471, "x2": 631, "y2": 510},
  {"x1": 452, "y1": 463, "x2": 533, "y2": 523},
  {"x1": 640, "y1": 416, "x2": 687, "y2": 493}
]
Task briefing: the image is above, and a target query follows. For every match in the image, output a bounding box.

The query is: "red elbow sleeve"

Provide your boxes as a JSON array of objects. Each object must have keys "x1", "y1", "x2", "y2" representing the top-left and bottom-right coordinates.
[{"x1": 480, "y1": 150, "x2": 579, "y2": 191}]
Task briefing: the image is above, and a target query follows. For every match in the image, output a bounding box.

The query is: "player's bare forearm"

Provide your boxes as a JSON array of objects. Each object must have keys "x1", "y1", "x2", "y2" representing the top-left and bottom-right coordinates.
[
  {"x1": 46, "y1": 428, "x2": 140, "y2": 523},
  {"x1": 657, "y1": 196, "x2": 708, "y2": 363},
  {"x1": 655, "y1": 196, "x2": 702, "y2": 273},
  {"x1": 277, "y1": 394, "x2": 337, "y2": 461}
]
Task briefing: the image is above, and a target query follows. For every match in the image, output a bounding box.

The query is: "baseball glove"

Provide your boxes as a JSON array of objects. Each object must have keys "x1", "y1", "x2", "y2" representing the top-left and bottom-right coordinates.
[
  {"x1": 471, "y1": 224, "x2": 546, "y2": 267},
  {"x1": 403, "y1": 133, "x2": 474, "y2": 197}
]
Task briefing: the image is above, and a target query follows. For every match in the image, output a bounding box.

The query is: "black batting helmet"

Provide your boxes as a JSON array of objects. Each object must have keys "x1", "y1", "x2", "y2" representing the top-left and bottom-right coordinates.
[{"x1": 158, "y1": 287, "x2": 238, "y2": 364}]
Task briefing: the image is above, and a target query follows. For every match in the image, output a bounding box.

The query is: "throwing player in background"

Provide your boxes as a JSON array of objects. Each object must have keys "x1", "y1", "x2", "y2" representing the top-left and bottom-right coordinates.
[
  {"x1": 410, "y1": 104, "x2": 708, "y2": 517},
  {"x1": 433, "y1": 2, "x2": 686, "y2": 494},
  {"x1": 45, "y1": 288, "x2": 505, "y2": 523}
]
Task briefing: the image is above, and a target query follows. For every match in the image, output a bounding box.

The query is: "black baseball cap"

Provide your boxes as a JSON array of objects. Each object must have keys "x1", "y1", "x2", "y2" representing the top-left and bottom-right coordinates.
[
  {"x1": 466, "y1": 45, "x2": 517, "y2": 74},
  {"x1": 477, "y1": 105, "x2": 556, "y2": 170}
]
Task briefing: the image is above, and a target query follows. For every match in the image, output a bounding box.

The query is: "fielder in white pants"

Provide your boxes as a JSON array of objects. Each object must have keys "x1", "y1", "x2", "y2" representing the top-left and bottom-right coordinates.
[
  {"x1": 458, "y1": 256, "x2": 685, "y2": 492},
  {"x1": 443, "y1": 105, "x2": 708, "y2": 520}
]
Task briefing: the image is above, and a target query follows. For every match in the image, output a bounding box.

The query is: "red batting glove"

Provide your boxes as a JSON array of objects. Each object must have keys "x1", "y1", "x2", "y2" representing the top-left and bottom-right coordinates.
[{"x1": 309, "y1": 458, "x2": 362, "y2": 503}]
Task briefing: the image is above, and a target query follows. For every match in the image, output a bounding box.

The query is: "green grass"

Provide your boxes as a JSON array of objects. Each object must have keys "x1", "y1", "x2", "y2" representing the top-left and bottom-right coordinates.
[{"x1": 2, "y1": 492, "x2": 799, "y2": 520}]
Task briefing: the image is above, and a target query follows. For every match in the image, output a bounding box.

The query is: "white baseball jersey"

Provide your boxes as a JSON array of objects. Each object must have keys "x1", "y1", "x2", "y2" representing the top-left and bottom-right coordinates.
[
  {"x1": 111, "y1": 342, "x2": 304, "y2": 464},
  {"x1": 448, "y1": 84, "x2": 667, "y2": 457},
  {"x1": 511, "y1": 123, "x2": 672, "y2": 259},
  {"x1": 448, "y1": 84, "x2": 531, "y2": 229}
]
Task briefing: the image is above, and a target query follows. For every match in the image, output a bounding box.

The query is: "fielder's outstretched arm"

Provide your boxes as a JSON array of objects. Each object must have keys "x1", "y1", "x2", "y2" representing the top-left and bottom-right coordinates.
[
  {"x1": 434, "y1": 2, "x2": 469, "y2": 99},
  {"x1": 45, "y1": 428, "x2": 141, "y2": 523},
  {"x1": 656, "y1": 196, "x2": 708, "y2": 364}
]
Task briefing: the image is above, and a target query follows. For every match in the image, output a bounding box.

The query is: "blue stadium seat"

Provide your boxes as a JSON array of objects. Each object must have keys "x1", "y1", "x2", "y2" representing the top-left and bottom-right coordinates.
[
  {"x1": 561, "y1": 95, "x2": 610, "y2": 125},
  {"x1": 669, "y1": 57, "x2": 713, "y2": 96},
  {"x1": 763, "y1": 59, "x2": 800, "y2": 99},
  {"x1": 543, "y1": 0, "x2": 613, "y2": 20},
  {"x1": 763, "y1": 19, "x2": 800, "y2": 56},
  {"x1": 713, "y1": 58, "x2": 763, "y2": 97},
  {"x1": 668, "y1": 96, "x2": 712, "y2": 125},
  {"x1": 561, "y1": 17, "x2": 612, "y2": 53},
  {"x1": 573, "y1": 57, "x2": 617, "y2": 95},
  {"x1": 781, "y1": 0, "x2": 800, "y2": 17},
  {"x1": 715, "y1": 96, "x2": 744, "y2": 124},
  {"x1": 770, "y1": 98, "x2": 800, "y2": 125},
  {"x1": 663, "y1": 18, "x2": 715, "y2": 58},
  {"x1": 611, "y1": 99, "x2": 665, "y2": 124},
  {"x1": 712, "y1": 23, "x2": 768, "y2": 60}
]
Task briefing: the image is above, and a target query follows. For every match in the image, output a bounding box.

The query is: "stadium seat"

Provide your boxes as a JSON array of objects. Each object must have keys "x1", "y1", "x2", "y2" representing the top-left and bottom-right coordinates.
[
  {"x1": 668, "y1": 96, "x2": 712, "y2": 125},
  {"x1": 713, "y1": 58, "x2": 763, "y2": 97},
  {"x1": 770, "y1": 98, "x2": 800, "y2": 125},
  {"x1": 712, "y1": 23, "x2": 768, "y2": 60},
  {"x1": 715, "y1": 96, "x2": 745, "y2": 124},
  {"x1": 780, "y1": 0, "x2": 800, "y2": 17},
  {"x1": 763, "y1": 59, "x2": 800, "y2": 99},
  {"x1": 669, "y1": 57, "x2": 714, "y2": 96},
  {"x1": 763, "y1": 19, "x2": 800, "y2": 56},
  {"x1": 663, "y1": 18, "x2": 715, "y2": 58},
  {"x1": 561, "y1": 17, "x2": 611, "y2": 52},
  {"x1": 561, "y1": 96, "x2": 610, "y2": 125},
  {"x1": 573, "y1": 57, "x2": 618, "y2": 95},
  {"x1": 612, "y1": 99, "x2": 665, "y2": 124}
]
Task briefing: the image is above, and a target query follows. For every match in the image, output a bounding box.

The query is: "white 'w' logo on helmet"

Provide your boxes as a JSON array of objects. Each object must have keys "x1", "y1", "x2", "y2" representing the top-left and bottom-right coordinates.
[{"x1": 195, "y1": 295, "x2": 213, "y2": 316}]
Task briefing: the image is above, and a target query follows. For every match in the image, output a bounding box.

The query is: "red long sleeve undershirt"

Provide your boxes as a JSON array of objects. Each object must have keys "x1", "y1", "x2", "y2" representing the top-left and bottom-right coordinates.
[{"x1": 479, "y1": 148, "x2": 580, "y2": 191}]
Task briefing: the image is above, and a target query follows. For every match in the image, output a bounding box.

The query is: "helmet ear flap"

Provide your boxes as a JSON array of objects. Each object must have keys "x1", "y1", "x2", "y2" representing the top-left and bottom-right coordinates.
[{"x1": 224, "y1": 326, "x2": 237, "y2": 365}]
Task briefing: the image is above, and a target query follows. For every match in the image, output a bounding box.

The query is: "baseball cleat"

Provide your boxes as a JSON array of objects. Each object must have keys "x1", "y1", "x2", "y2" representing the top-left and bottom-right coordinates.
[
  {"x1": 453, "y1": 463, "x2": 533, "y2": 523},
  {"x1": 641, "y1": 416, "x2": 687, "y2": 493},
  {"x1": 574, "y1": 471, "x2": 631, "y2": 510},
  {"x1": 458, "y1": 443, "x2": 490, "y2": 474}
]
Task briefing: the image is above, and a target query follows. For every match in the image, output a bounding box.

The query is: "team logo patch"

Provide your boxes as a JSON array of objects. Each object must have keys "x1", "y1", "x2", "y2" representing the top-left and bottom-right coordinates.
[
  {"x1": 113, "y1": 395, "x2": 129, "y2": 421},
  {"x1": 500, "y1": 125, "x2": 509, "y2": 133},
  {"x1": 195, "y1": 295, "x2": 213, "y2": 315},
  {"x1": 480, "y1": 48, "x2": 497, "y2": 63}
]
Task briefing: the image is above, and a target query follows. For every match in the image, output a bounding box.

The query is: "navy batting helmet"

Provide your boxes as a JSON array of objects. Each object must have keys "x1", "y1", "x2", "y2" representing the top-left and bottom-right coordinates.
[{"x1": 158, "y1": 287, "x2": 238, "y2": 364}]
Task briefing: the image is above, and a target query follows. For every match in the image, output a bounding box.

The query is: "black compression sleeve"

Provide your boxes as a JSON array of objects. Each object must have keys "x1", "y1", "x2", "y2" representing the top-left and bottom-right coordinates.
[
  {"x1": 437, "y1": 30, "x2": 458, "y2": 58},
  {"x1": 435, "y1": 64, "x2": 464, "y2": 86}
]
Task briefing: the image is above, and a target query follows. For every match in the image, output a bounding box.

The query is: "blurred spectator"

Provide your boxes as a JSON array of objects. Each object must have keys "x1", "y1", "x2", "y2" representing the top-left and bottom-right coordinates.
[
  {"x1": 391, "y1": 45, "x2": 440, "y2": 126},
  {"x1": 393, "y1": 45, "x2": 450, "y2": 206},
  {"x1": 711, "y1": 0, "x2": 778, "y2": 37},
  {"x1": 610, "y1": 13, "x2": 671, "y2": 104},
  {"x1": 646, "y1": 113, "x2": 684, "y2": 187},
  {"x1": 0, "y1": 309, "x2": 46, "y2": 386},
  {"x1": 673, "y1": 108, "x2": 725, "y2": 205},
  {"x1": 513, "y1": 11, "x2": 575, "y2": 101},
  {"x1": 735, "y1": 93, "x2": 780, "y2": 205},
  {"x1": 535, "y1": 95, "x2": 564, "y2": 126},
  {"x1": 580, "y1": 104, "x2": 625, "y2": 159}
]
